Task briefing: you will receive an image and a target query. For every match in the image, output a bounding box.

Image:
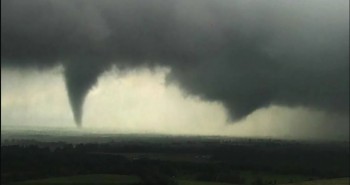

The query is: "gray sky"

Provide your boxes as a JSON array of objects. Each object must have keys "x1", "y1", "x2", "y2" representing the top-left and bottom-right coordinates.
[
  {"x1": 1, "y1": 0, "x2": 349, "y2": 140},
  {"x1": 1, "y1": 67, "x2": 348, "y2": 141}
]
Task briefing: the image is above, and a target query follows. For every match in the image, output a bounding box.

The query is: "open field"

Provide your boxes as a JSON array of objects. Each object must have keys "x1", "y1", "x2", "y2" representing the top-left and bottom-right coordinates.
[
  {"x1": 8, "y1": 174, "x2": 350, "y2": 185},
  {"x1": 8, "y1": 174, "x2": 236, "y2": 185},
  {"x1": 2, "y1": 135, "x2": 348, "y2": 185},
  {"x1": 9, "y1": 174, "x2": 139, "y2": 185},
  {"x1": 178, "y1": 180, "x2": 236, "y2": 185},
  {"x1": 239, "y1": 171, "x2": 311, "y2": 185},
  {"x1": 281, "y1": 177, "x2": 349, "y2": 185}
]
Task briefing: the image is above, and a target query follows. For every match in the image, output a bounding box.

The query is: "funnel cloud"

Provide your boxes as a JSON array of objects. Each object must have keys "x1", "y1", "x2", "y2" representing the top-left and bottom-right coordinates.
[
  {"x1": 1, "y1": 0, "x2": 349, "y2": 126},
  {"x1": 63, "y1": 61, "x2": 105, "y2": 126}
]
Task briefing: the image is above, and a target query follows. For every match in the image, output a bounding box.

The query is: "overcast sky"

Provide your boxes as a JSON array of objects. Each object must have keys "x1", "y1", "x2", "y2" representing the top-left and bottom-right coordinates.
[{"x1": 1, "y1": 0, "x2": 349, "y2": 141}]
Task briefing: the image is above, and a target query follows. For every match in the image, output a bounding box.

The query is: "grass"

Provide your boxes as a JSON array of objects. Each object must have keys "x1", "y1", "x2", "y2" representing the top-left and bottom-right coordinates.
[
  {"x1": 9, "y1": 174, "x2": 237, "y2": 185},
  {"x1": 239, "y1": 171, "x2": 312, "y2": 184},
  {"x1": 8, "y1": 174, "x2": 349, "y2": 185},
  {"x1": 280, "y1": 177, "x2": 349, "y2": 185},
  {"x1": 178, "y1": 180, "x2": 236, "y2": 185},
  {"x1": 9, "y1": 174, "x2": 140, "y2": 185}
]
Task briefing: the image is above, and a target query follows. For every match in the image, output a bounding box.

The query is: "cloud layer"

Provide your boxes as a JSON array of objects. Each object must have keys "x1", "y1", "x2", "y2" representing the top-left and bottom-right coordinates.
[{"x1": 1, "y1": 0, "x2": 349, "y2": 126}]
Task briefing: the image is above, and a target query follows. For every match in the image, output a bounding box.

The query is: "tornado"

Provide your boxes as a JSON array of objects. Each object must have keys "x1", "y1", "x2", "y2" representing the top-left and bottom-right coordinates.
[{"x1": 64, "y1": 62, "x2": 104, "y2": 127}]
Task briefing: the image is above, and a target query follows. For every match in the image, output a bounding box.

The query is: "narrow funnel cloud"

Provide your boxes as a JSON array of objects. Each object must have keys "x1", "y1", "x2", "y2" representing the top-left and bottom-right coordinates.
[{"x1": 64, "y1": 62, "x2": 104, "y2": 127}]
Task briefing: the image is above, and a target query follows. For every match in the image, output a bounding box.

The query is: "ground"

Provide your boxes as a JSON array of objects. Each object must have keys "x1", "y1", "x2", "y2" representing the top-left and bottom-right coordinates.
[
  {"x1": 281, "y1": 177, "x2": 349, "y2": 185},
  {"x1": 7, "y1": 174, "x2": 349, "y2": 185}
]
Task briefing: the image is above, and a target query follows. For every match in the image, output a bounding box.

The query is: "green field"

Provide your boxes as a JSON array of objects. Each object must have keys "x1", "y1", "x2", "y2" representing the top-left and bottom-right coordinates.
[
  {"x1": 281, "y1": 177, "x2": 349, "y2": 185},
  {"x1": 8, "y1": 174, "x2": 236, "y2": 185},
  {"x1": 9, "y1": 174, "x2": 140, "y2": 185},
  {"x1": 8, "y1": 174, "x2": 349, "y2": 185},
  {"x1": 179, "y1": 181, "x2": 236, "y2": 185},
  {"x1": 239, "y1": 171, "x2": 312, "y2": 184}
]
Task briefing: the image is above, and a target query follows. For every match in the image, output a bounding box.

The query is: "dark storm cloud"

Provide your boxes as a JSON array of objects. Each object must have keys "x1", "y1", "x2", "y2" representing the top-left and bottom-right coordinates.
[{"x1": 1, "y1": 0, "x2": 349, "y2": 125}]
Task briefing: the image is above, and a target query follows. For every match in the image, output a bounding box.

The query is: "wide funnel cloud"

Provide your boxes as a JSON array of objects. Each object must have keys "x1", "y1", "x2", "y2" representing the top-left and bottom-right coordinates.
[{"x1": 1, "y1": 0, "x2": 349, "y2": 126}]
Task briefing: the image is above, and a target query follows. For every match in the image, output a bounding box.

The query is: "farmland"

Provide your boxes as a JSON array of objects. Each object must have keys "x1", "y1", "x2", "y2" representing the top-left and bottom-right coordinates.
[{"x1": 2, "y1": 133, "x2": 349, "y2": 185}]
